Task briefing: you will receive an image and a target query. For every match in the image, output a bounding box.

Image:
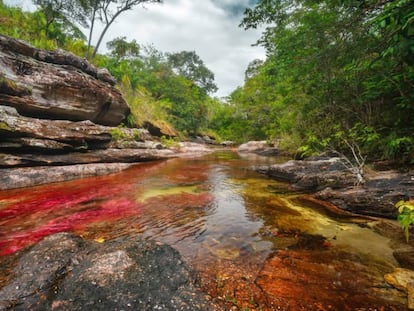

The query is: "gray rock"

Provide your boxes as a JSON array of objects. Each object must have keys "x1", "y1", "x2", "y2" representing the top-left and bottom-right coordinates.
[
  {"x1": 0, "y1": 233, "x2": 218, "y2": 310},
  {"x1": 256, "y1": 158, "x2": 414, "y2": 219},
  {"x1": 238, "y1": 141, "x2": 269, "y2": 153},
  {"x1": 256, "y1": 157, "x2": 355, "y2": 189},
  {"x1": 0, "y1": 163, "x2": 134, "y2": 190},
  {"x1": 0, "y1": 34, "x2": 129, "y2": 126}
]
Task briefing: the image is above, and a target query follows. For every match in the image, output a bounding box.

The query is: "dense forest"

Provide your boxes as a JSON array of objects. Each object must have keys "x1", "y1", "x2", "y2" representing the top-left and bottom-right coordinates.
[
  {"x1": 1, "y1": 0, "x2": 413, "y2": 163},
  {"x1": 219, "y1": 0, "x2": 414, "y2": 163}
]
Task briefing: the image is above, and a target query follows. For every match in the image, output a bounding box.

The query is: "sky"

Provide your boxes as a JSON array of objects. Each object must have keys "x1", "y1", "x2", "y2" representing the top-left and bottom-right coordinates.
[{"x1": 6, "y1": 0, "x2": 266, "y2": 97}]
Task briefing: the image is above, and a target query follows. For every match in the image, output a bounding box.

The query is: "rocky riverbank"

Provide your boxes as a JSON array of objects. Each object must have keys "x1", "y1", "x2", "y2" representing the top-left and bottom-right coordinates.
[
  {"x1": 242, "y1": 144, "x2": 414, "y2": 309},
  {"x1": 0, "y1": 233, "x2": 219, "y2": 311},
  {"x1": 254, "y1": 156, "x2": 414, "y2": 219},
  {"x1": 0, "y1": 35, "x2": 212, "y2": 190}
]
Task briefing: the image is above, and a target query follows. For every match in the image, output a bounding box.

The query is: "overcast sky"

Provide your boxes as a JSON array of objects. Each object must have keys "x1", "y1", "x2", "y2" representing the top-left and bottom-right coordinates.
[{"x1": 6, "y1": 0, "x2": 265, "y2": 97}]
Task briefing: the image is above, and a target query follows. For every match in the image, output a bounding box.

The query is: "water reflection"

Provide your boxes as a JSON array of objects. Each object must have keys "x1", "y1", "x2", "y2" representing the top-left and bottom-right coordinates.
[{"x1": 0, "y1": 151, "x2": 406, "y2": 309}]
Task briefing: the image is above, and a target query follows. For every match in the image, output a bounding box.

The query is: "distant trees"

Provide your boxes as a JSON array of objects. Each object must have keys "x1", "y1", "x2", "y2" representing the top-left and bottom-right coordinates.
[
  {"x1": 210, "y1": 0, "x2": 414, "y2": 162},
  {"x1": 0, "y1": 0, "x2": 85, "y2": 49},
  {"x1": 95, "y1": 37, "x2": 218, "y2": 134},
  {"x1": 32, "y1": 0, "x2": 162, "y2": 59},
  {"x1": 0, "y1": 3, "x2": 218, "y2": 137},
  {"x1": 32, "y1": 0, "x2": 90, "y2": 30},
  {"x1": 86, "y1": 0, "x2": 162, "y2": 59},
  {"x1": 167, "y1": 51, "x2": 218, "y2": 94}
]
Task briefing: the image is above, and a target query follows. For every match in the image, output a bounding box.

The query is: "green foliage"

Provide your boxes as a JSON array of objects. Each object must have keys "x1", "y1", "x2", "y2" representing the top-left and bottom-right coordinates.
[
  {"x1": 160, "y1": 135, "x2": 180, "y2": 149},
  {"x1": 109, "y1": 126, "x2": 141, "y2": 141},
  {"x1": 396, "y1": 200, "x2": 414, "y2": 242},
  {"x1": 167, "y1": 51, "x2": 218, "y2": 94},
  {"x1": 3, "y1": 1, "x2": 218, "y2": 139},
  {"x1": 0, "y1": 1, "x2": 86, "y2": 51},
  {"x1": 109, "y1": 127, "x2": 127, "y2": 141},
  {"x1": 209, "y1": 0, "x2": 414, "y2": 161},
  {"x1": 107, "y1": 36, "x2": 140, "y2": 60}
]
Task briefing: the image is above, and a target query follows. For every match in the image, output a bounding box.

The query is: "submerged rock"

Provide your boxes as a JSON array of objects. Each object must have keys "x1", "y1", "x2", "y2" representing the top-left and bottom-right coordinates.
[
  {"x1": 385, "y1": 268, "x2": 414, "y2": 309},
  {"x1": 0, "y1": 233, "x2": 218, "y2": 311},
  {"x1": 257, "y1": 249, "x2": 407, "y2": 310}
]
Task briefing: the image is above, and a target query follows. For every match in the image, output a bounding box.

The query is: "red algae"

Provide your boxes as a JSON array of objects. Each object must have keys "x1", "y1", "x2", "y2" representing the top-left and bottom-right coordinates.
[
  {"x1": 0, "y1": 162, "x2": 161, "y2": 255},
  {"x1": 0, "y1": 152, "x2": 409, "y2": 310},
  {"x1": 256, "y1": 249, "x2": 405, "y2": 310},
  {"x1": 0, "y1": 197, "x2": 141, "y2": 255}
]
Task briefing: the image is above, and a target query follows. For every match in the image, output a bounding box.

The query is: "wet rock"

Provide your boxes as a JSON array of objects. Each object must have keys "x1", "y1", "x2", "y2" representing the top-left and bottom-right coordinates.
[
  {"x1": 385, "y1": 268, "x2": 414, "y2": 309},
  {"x1": 0, "y1": 148, "x2": 176, "y2": 168},
  {"x1": 315, "y1": 171, "x2": 414, "y2": 218},
  {"x1": 256, "y1": 157, "x2": 355, "y2": 190},
  {"x1": 256, "y1": 157, "x2": 414, "y2": 218},
  {"x1": 0, "y1": 163, "x2": 133, "y2": 190},
  {"x1": 257, "y1": 249, "x2": 407, "y2": 310},
  {"x1": 238, "y1": 141, "x2": 268, "y2": 153},
  {"x1": 394, "y1": 250, "x2": 414, "y2": 270},
  {"x1": 0, "y1": 34, "x2": 129, "y2": 126},
  {"x1": 385, "y1": 268, "x2": 414, "y2": 291},
  {"x1": 0, "y1": 106, "x2": 112, "y2": 149},
  {"x1": 220, "y1": 141, "x2": 235, "y2": 147},
  {"x1": 177, "y1": 142, "x2": 213, "y2": 156},
  {"x1": 0, "y1": 233, "x2": 218, "y2": 311},
  {"x1": 0, "y1": 137, "x2": 74, "y2": 152}
]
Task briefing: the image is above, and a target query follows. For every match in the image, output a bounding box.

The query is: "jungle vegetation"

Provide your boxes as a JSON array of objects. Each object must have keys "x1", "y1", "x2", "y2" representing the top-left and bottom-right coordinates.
[{"x1": 1, "y1": 0, "x2": 413, "y2": 163}]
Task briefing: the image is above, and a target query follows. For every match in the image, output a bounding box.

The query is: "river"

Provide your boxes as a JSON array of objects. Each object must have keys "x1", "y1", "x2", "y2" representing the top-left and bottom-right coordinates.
[{"x1": 0, "y1": 151, "x2": 406, "y2": 310}]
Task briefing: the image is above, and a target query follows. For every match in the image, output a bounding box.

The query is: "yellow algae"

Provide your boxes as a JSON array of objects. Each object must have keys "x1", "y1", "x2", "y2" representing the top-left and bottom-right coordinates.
[
  {"x1": 201, "y1": 237, "x2": 241, "y2": 260},
  {"x1": 231, "y1": 177, "x2": 288, "y2": 199},
  {"x1": 202, "y1": 241, "x2": 240, "y2": 260},
  {"x1": 136, "y1": 184, "x2": 201, "y2": 202},
  {"x1": 278, "y1": 198, "x2": 397, "y2": 265}
]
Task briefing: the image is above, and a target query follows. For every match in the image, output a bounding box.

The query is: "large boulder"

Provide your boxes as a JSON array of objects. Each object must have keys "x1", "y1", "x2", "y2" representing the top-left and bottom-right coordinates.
[
  {"x1": 0, "y1": 233, "x2": 218, "y2": 311},
  {"x1": 255, "y1": 157, "x2": 356, "y2": 190},
  {"x1": 0, "y1": 34, "x2": 129, "y2": 126},
  {"x1": 255, "y1": 157, "x2": 414, "y2": 219},
  {"x1": 315, "y1": 171, "x2": 414, "y2": 218}
]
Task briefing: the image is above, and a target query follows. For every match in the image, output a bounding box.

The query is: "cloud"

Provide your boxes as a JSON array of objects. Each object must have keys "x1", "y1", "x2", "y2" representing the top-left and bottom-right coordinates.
[
  {"x1": 5, "y1": 0, "x2": 265, "y2": 97},
  {"x1": 96, "y1": 0, "x2": 265, "y2": 97}
]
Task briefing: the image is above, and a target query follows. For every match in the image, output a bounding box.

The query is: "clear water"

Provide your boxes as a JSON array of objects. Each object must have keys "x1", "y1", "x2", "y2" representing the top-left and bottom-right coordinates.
[{"x1": 0, "y1": 151, "x2": 406, "y2": 310}]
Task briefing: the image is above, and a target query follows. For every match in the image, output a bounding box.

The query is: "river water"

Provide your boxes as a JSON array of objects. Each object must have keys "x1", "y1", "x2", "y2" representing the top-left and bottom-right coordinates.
[{"x1": 0, "y1": 151, "x2": 407, "y2": 310}]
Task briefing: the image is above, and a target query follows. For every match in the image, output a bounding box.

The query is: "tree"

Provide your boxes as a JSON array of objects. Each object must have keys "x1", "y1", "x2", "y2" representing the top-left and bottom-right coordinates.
[
  {"x1": 32, "y1": 0, "x2": 90, "y2": 38},
  {"x1": 166, "y1": 51, "x2": 218, "y2": 94},
  {"x1": 230, "y1": 0, "x2": 414, "y2": 162},
  {"x1": 1, "y1": 0, "x2": 86, "y2": 49},
  {"x1": 87, "y1": 0, "x2": 162, "y2": 59},
  {"x1": 106, "y1": 36, "x2": 140, "y2": 59}
]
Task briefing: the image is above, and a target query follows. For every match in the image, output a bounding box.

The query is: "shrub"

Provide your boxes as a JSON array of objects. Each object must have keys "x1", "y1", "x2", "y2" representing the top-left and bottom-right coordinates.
[{"x1": 396, "y1": 200, "x2": 414, "y2": 242}]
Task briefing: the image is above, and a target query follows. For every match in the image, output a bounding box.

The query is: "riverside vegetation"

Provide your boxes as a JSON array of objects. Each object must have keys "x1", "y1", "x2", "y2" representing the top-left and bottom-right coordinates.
[
  {"x1": 0, "y1": 1, "x2": 414, "y2": 309},
  {"x1": 1, "y1": 0, "x2": 413, "y2": 165}
]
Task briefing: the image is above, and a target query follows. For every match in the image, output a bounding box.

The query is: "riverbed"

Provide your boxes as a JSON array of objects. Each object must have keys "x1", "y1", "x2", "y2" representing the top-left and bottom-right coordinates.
[{"x1": 0, "y1": 151, "x2": 407, "y2": 309}]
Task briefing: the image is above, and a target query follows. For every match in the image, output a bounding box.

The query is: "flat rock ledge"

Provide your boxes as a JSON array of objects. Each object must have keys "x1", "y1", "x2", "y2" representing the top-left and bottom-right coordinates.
[
  {"x1": 0, "y1": 163, "x2": 133, "y2": 190},
  {"x1": 0, "y1": 233, "x2": 219, "y2": 311},
  {"x1": 256, "y1": 157, "x2": 414, "y2": 219}
]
